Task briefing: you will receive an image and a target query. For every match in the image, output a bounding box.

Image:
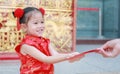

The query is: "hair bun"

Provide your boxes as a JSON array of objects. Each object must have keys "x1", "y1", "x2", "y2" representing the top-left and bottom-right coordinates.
[{"x1": 14, "y1": 8, "x2": 24, "y2": 18}]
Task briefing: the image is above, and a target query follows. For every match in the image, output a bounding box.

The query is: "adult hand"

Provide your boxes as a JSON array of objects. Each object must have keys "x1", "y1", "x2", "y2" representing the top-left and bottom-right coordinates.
[{"x1": 99, "y1": 39, "x2": 120, "y2": 58}]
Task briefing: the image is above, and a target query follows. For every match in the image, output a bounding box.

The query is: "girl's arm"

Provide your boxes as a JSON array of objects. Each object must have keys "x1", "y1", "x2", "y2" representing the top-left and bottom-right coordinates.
[
  {"x1": 20, "y1": 44, "x2": 75, "y2": 64},
  {"x1": 49, "y1": 43, "x2": 84, "y2": 62},
  {"x1": 48, "y1": 43, "x2": 59, "y2": 55}
]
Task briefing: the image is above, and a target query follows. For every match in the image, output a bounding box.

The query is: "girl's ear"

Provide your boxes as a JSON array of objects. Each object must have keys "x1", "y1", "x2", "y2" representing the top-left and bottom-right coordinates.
[{"x1": 21, "y1": 23, "x2": 27, "y2": 32}]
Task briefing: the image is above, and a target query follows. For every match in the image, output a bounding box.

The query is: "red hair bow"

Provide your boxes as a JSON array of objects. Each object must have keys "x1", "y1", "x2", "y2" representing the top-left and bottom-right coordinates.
[
  {"x1": 14, "y1": 8, "x2": 24, "y2": 31},
  {"x1": 39, "y1": 8, "x2": 45, "y2": 15}
]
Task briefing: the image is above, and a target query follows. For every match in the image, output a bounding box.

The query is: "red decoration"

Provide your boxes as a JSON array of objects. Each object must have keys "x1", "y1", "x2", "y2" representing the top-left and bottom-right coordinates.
[
  {"x1": 14, "y1": 8, "x2": 24, "y2": 18},
  {"x1": 0, "y1": 23, "x2": 2, "y2": 28},
  {"x1": 1, "y1": 20, "x2": 7, "y2": 23},
  {"x1": 1, "y1": 12, "x2": 8, "y2": 17},
  {"x1": 68, "y1": 49, "x2": 100, "y2": 60},
  {"x1": 77, "y1": 7, "x2": 99, "y2": 11},
  {"x1": 14, "y1": 8, "x2": 24, "y2": 31},
  {"x1": 39, "y1": 8, "x2": 45, "y2": 15}
]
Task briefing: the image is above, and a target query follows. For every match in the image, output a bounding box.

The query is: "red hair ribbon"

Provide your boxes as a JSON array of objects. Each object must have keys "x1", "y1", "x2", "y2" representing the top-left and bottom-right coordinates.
[
  {"x1": 39, "y1": 8, "x2": 45, "y2": 15},
  {"x1": 14, "y1": 8, "x2": 24, "y2": 31}
]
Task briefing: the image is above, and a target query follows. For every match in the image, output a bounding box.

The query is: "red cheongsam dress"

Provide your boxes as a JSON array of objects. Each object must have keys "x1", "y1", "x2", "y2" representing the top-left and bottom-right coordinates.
[{"x1": 15, "y1": 35, "x2": 54, "y2": 74}]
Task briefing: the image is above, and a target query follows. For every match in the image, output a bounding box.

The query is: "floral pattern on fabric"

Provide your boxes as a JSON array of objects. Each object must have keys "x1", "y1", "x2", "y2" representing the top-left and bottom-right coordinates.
[{"x1": 15, "y1": 35, "x2": 54, "y2": 74}]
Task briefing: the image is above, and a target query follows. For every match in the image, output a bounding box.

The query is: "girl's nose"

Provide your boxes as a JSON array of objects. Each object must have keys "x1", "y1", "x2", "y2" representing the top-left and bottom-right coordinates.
[{"x1": 39, "y1": 24, "x2": 45, "y2": 28}]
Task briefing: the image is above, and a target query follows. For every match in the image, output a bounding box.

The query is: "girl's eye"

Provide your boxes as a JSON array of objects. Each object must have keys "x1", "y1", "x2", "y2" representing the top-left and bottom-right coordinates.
[
  {"x1": 41, "y1": 21, "x2": 44, "y2": 23},
  {"x1": 34, "y1": 22, "x2": 38, "y2": 24}
]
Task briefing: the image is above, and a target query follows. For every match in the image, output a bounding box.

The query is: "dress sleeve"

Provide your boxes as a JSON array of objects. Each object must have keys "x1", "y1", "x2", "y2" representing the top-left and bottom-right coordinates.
[
  {"x1": 46, "y1": 38, "x2": 50, "y2": 44},
  {"x1": 15, "y1": 44, "x2": 21, "y2": 53},
  {"x1": 15, "y1": 39, "x2": 39, "y2": 53},
  {"x1": 15, "y1": 37, "x2": 50, "y2": 54}
]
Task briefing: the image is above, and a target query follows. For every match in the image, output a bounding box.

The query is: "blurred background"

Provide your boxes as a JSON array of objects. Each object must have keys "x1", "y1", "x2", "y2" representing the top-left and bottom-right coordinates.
[{"x1": 0, "y1": 0, "x2": 120, "y2": 74}]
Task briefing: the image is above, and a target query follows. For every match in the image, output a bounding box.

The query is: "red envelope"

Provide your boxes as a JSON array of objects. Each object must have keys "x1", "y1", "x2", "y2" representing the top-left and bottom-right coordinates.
[{"x1": 69, "y1": 49, "x2": 100, "y2": 59}]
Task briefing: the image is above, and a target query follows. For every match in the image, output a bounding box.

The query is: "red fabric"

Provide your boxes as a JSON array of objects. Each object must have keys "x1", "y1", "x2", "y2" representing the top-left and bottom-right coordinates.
[{"x1": 15, "y1": 35, "x2": 54, "y2": 74}]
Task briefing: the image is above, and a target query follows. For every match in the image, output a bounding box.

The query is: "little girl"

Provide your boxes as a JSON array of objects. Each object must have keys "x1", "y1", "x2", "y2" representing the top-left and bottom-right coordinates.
[{"x1": 14, "y1": 7, "x2": 84, "y2": 74}]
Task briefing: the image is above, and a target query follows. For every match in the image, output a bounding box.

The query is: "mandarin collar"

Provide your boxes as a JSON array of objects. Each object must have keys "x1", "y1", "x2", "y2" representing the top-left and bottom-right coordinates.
[{"x1": 25, "y1": 34, "x2": 42, "y2": 39}]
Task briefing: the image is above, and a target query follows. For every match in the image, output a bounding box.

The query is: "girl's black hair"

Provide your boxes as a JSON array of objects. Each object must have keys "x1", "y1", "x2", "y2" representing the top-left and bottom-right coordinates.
[{"x1": 19, "y1": 7, "x2": 39, "y2": 24}]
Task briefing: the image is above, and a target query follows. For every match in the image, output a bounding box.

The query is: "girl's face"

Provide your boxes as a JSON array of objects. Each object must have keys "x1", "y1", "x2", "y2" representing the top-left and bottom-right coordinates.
[{"x1": 26, "y1": 11, "x2": 45, "y2": 37}]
